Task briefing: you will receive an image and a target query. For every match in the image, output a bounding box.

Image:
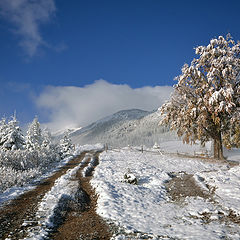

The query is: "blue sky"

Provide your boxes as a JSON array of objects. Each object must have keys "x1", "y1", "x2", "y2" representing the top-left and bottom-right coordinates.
[{"x1": 0, "y1": 0, "x2": 240, "y2": 130}]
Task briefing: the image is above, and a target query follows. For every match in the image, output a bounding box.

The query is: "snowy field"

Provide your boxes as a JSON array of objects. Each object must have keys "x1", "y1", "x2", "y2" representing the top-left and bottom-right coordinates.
[
  {"x1": 1, "y1": 141, "x2": 239, "y2": 239},
  {"x1": 91, "y1": 143, "x2": 240, "y2": 239}
]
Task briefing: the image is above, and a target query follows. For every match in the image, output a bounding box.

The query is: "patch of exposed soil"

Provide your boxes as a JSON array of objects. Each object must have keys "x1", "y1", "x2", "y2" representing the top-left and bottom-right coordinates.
[
  {"x1": 165, "y1": 172, "x2": 240, "y2": 228},
  {"x1": 0, "y1": 152, "x2": 86, "y2": 239},
  {"x1": 165, "y1": 172, "x2": 211, "y2": 202},
  {"x1": 50, "y1": 151, "x2": 112, "y2": 240}
]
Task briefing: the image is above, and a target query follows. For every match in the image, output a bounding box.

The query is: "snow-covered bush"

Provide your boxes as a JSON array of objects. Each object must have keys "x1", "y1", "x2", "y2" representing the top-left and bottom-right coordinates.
[
  {"x1": 0, "y1": 166, "x2": 40, "y2": 193},
  {"x1": 0, "y1": 146, "x2": 62, "y2": 194},
  {"x1": 123, "y1": 170, "x2": 138, "y2": 185},
  {"x1": 0, "y1": 145, "x2": 61, "y2": 170}
]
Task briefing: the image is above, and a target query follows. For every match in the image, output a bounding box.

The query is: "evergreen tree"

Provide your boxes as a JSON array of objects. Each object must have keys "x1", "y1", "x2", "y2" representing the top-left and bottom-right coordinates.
[
  {"x1": 42, "y1": 128, "x2": 52, "y2": 148},
  {"x1": 0, "y1": 117, "x2": 7, "y2": 147},
  {"x1": 26, "y1": 116, "x2": 43, "y2": 151},
  {"x1": 0, "y1": 114, "x2": 25, "y2": 150},
  {"x1": 59, "y1": 130, "x2": 74, "y2": 158},
  {"x1": 160, "y1": 35, "x2": 240, "y2": 159}
]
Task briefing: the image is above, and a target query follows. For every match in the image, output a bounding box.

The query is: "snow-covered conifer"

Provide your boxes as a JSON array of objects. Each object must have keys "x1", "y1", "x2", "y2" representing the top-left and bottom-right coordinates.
[
  {"x1": 59, "y1": 130, "x2": 74, "y2": 158},
  {"x1": 0, "y1": 114, "x2": 25, "y2": 150},
  {"x1": 42, "y1": 128, "x2": 52, "y2": 148},
  {"x1": 26, "y1": 116, "x2": 43, "y2": 151},
  {"x1": 0, "y1": 117, "x2": 7, "y2": 148},
  {"x1": 160, "y1": 34, "x2": 240, "y2": 159}
]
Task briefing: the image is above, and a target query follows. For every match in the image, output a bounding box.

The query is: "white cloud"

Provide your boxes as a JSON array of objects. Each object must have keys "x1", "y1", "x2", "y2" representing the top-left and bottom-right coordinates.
[
  {"x1": 0, "y1": 0, "x2": 56, "y2": 57},
  {"x1": 36, "y1": 80, "x2": 172, "y2": 131}
]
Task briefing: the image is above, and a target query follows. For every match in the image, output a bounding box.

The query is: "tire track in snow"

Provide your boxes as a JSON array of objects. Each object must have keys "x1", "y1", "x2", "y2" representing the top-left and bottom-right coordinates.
[{"x1": 49, "y1": 150, "x2": 112, "y2": 240}]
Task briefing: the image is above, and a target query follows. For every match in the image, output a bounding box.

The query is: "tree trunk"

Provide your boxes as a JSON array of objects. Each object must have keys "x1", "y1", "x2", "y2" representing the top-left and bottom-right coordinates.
[{"x1": 213, "y1": 132, "x2": 224, "y2": 160}]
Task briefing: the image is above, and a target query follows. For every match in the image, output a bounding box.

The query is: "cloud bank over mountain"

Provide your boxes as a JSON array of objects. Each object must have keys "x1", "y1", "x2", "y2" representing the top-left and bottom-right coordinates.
[{"x1": 36, "y1": 80, "x2": 172, "y2": 131}]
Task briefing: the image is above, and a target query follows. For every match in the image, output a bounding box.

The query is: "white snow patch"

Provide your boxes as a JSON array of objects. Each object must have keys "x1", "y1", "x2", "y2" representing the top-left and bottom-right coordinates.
[
  {"x1": 157, "y1": 140, "x2": 212, "y2": 155},
  {"x1": 198, "y1": 165, "x2": 240, "y2": 215},
  {"x1": 224, "y1": 148, "x2": 240, "y2": 162},
  {"x1": 75, "y1": 143, "x2": 104, "y2": 153}
]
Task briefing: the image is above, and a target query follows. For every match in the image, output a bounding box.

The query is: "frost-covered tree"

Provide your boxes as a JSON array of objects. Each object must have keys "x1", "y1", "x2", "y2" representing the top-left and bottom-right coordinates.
[
  {"x1": 59, "y1": 130, "x2": 74, "y2": 158},
  {"x1": 25, "y1": 116, "x2": 43, "y2": 151},
  {"x1": 0, "y1": 117, "x2": 7, "y2": 147},
  {"x1": 41, "y1": 128, "x2": 51, "y2": 147},
  {"x1": 0, "y1": 114, "x2": 25, "y2": 150},
  {"x1": 160, "y1": 35, "x2": 240, "y2": 159}
]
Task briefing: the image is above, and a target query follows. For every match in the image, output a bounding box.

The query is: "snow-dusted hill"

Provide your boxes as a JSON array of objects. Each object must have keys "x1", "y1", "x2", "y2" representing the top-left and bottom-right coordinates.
[
  {"x1": 52, "y1": 127, "x2": 82, "y2": 138},
  {"x1": 70, "y1": 109, "x2": 177, "y2": 147}
]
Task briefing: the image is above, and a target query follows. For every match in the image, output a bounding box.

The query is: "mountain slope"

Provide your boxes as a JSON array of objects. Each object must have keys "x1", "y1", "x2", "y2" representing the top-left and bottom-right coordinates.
[{"x1": 70, "y1": 109, "x2": 176, "y2": 147}]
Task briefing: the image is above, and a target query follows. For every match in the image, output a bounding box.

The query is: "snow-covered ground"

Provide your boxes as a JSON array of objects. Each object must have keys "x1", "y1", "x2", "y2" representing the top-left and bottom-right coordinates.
[
  {"x1": 91, "y1": 144, "x2": 240, "y2": 239},
  {"x1": 158, "y1": 140, "x2": 240, "y2": 162},
  {"x1": 1, "y1": 141, "x2": 239, "y2": 239}
]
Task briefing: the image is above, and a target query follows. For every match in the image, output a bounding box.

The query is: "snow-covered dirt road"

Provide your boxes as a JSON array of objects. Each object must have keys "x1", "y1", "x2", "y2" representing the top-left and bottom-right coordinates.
[{"x1": 0, "y1": 150, "x2": 112, "y2": 240}]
